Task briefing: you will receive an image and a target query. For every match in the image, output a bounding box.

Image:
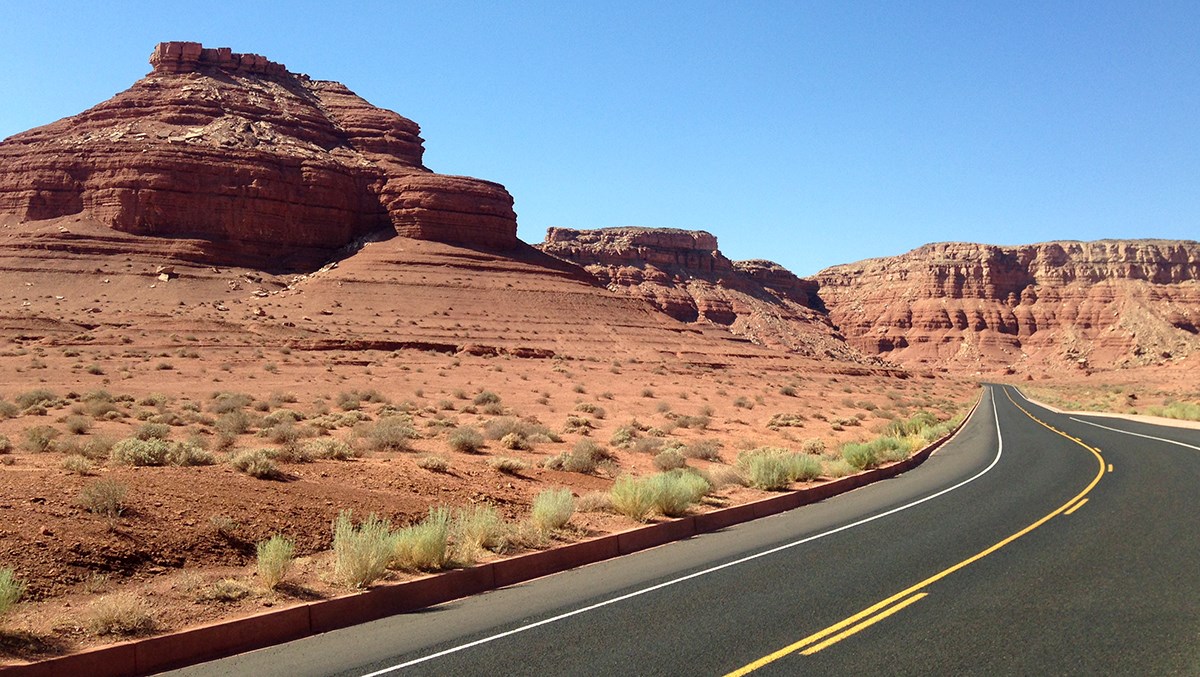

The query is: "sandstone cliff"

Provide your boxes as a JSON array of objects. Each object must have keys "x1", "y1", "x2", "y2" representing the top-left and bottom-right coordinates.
[
  {"x1": 0, "y1": 42, "x2": 516, "y2": 269},
  {"x1": 538, "y1": 227, "x2": 873, "y2": 363},
  {"x1": 816, "y1": 240, "x2": 1200, "y2": 371}
]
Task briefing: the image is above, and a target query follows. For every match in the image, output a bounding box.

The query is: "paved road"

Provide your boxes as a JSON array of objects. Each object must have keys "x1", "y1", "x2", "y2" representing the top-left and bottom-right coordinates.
[{"x1": 165, "y1": 384, "x2": 1200, "y2": 676}]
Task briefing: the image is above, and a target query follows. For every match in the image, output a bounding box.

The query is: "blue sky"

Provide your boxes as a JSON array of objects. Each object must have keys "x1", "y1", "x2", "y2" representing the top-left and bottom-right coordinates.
[{"x1": 2, "y1": 1, "x2": 1197, "y2": 275}]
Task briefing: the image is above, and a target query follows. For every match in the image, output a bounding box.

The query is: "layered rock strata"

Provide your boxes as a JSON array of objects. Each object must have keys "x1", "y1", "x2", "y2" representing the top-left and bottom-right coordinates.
[
  {"x1": 539, "y1": 227, "x2": 873, "y2": 363},
  {"x1": 0, "y1": 42, "x2": 516, "y2": 269},
  {"x1": 816, "y1": 240, "x2": 1200, "y2": 370}
]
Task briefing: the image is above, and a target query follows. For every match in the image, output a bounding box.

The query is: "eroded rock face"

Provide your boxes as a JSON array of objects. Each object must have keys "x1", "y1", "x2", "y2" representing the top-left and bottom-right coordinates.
[
  {"x1": 816, "y1": 240, "x2": 1200, "y2": 371},
  {"x1": 539, "y1": 227, "x2": 874, "y2": 363},
  {"x1": 0, "y1": 42, "x2": 516, "y2": 268}
]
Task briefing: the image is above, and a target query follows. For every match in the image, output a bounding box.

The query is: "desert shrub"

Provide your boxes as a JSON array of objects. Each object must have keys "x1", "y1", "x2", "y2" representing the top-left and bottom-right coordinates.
[
  {"x1": 801, "y1": 438, "x2": 827, "y2": 456},
  {"x1": 841, "y1": 442, "x2": 879, "y2": 471},
  {"x1": 653, "y1": 449, "x2": 687, "y2": 472},
  {"x1": 824, "y1": 459, "x2": 855, "y2": 478},
  {"x1": 737, "y1": 447, "x2": 821, "y2": 490},
  {"x1": 574, "y1": 403, "x2": 606, "y2": 419},
  {"x1": 490, "y1": 457, "x2": 528, "y2": 474},
  {"x1": 683, "y1": 439, "x2": 722, "y2": 461},
  {"x1": 673, "y1": 414, "x2": 710, "y2": 430},
  {"x1": 706, "y1": 465, "x2": 748, "y2": 489},
  {"x1": 262, "y1": 444, "x2": 312, "y2": 464},
  {"x1": 885, "y1": 411, "x2": 940, "y2": 438},
  {"x1": 1148, "y1": 401, "x2": 1200, "y2": 421},
  {"x1": 416, "y1": 455, "x2": 450, "y2": 472},
  {"x1": 577, "y1": 491, "x2": 613, "y2": 513},
  {"x1": 733, "y1": 396, "x2": 753, "y2": 409},
  {"x1": 134, "y1": 422, "x2": 171, "y2": 441},
  {"x1": 780, "y1": 385, "x2": 797, "y2": 397},
  {"x1": 393, "y1": 508, "x2": 451, "y2": 571},
  {"x1": 355, "y1": 416, "x2": 415, "y2": 453},
  {"x1": 86, "y1": 592, "x2": 155, "y2": 636},
  {"x1": 0, "y1": 436, "x2": 11, "y2": 455},
  {"x1": 530, "y1": 489, "x2": 575, "y2": 533},
  {"x1": 215, "y1": 410, "x2": 252, "y2": 436},
  {"x1": 333, "y1": 511, "x2": 395, "y2": 588},
  {"x1": 500, "y1": 432, "x2": 531, "y2": 450},
  {"x1": 610, "y1": 475, "x2": 657, "y2": 522},
  {"x1": 78, "y1": 478, "x2": 127, "y2": 517},
  {"x1": 209, "y1": 392, "x2": 253, "y2": 414},
  {"x1": 166, "y1": 441, "x2": 215, "y2": 466},
  {"x1": 546, "y1": 439, "x2": 611, "y2": 474},
  {"x1": 63, "y1": 455, "x2": 94, "y2": 475},
  {"x1": 562, "y1": 416, "x2": 594, "y2": 434},
  {"x1": 473, "y1": 391, "x2": 501, "y2": 406},
  {"x1": 303, "y1": 438, "x2": 359, "y2": 460},
  {"x1": 196, "y1": 578, "x2": 252, "y2": 602},
  {"x1": 452, "y1": 505, "x2": 506, "y2": 562},
  {"x1": 610, "y1": 425, "x2": 639, "y2": 448},
  {"x1": 230, "y1": 449, "x2": 281, "y2": 479},
  {"x1": 256, "y1": 534, "x2": 296, "y2": 590},
  {"x1": 0, "y1": 567, "x2": 25, "y2": 616},
  {"x1": 22, "y1": 425, "x2": 60, "y2": 453},
  {"x1": 448, "y1": 426, "x2": 484, "y2": 453},
  {"x1": 632, "y1": 437, "x2": 665, "y2": 454},
  {"x1": 77, "y1": 435, "x2": 114, "y2": 460},
  {"x1": 0, "y1": 401, "x2": 18, "y2": 419},
  {"x1": 110, "y1": 438, "x2": 170, "y2": 466},
  {"x1": 64, "y1": 415, "x2": 92, "y2": 435},
  {"x1": 263, "y1": 420, "x2": 310, "y2": 446},
  {"x1": 647, "y1": 470, "x2": 711, "y2": 517},
  {"x1": 15, "y1": 389, "x2": 56, "y2": 410}
]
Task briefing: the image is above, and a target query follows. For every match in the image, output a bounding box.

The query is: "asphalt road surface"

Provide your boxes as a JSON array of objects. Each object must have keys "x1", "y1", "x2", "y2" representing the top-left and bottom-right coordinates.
[{"x1": 165, "y1": 384, "x2": 1200, "y2": 676}]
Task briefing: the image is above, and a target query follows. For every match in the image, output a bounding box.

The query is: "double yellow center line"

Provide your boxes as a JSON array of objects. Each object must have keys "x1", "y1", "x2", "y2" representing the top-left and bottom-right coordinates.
[{"x1": 725, "y1": 388, "x2": 1106, "y2": 675}]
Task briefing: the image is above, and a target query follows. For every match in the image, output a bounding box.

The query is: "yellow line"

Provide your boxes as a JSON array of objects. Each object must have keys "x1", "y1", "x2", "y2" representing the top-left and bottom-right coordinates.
[
  {"x1": 800, "y1": 593, "x2": 929, "y2": 655},
  {"x1": 1064, "y1": 498, "x2": 1088, "y2": 515},
  {"x1": 1108, "y1": 464, "x2": 1114, "y2": 473},
  {"x1": 723, "y1": 387, "x2": 1105, "y2": 676}
]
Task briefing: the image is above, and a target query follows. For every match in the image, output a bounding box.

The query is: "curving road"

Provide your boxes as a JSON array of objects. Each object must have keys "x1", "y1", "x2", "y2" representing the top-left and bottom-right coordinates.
[{"x1": 165, "y1": 384, "x2": 1200, "y2": 676}]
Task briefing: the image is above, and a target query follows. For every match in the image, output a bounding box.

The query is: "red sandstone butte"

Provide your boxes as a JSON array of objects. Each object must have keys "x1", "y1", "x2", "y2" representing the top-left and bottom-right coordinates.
[{"x1": 0, "y1": 41, "x2": 517, "y2": 268}]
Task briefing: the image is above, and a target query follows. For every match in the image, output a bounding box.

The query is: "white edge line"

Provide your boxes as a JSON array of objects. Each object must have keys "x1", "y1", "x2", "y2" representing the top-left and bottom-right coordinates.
[
  {"x1": 360, "y1": 388, "x2": 1005, "y2": 676},
  {"x1": 1069, "y1": 416, "x2": 1200, "y2": 452}
]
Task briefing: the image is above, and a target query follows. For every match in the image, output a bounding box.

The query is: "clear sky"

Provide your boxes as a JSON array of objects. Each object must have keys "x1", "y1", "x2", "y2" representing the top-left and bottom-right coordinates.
[{"x1": 2, "y1": 1, "x2": 1197, "y2": 275}]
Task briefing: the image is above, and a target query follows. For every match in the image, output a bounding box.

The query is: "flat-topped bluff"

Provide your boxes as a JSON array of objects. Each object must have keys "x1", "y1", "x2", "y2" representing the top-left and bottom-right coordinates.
[
  {"x1": 0, "y1": 42, "x2": 516, "y2": 268},
  {"x1": 817, "y1": 239, "x2": 1200, "y2": 370},
  {"x1": 539, "y1": 227, "x2": 872, "y2": 363}
]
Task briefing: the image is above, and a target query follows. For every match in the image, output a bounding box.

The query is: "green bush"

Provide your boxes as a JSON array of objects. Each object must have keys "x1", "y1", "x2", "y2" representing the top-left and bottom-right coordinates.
[
  {"x1": 256, "y1": 534, "x2": 296, "y2": 590},
  {"x1": 0, "y1": 567, "x2": 26, "y2": 616},
  {"x1": 15, "y1": 389, "x2": 56, "y2": 410},
  {"x1": 110, "y1": 438, "x2": 170, "y2": 466},
  {"x1": 333, "y1": 511, "x2": 395, "y2": 588},
  {"x1": 303, "y1": 438, "x2": 360, "y2": 460},
  {"x1": 737, "y1": 447, "x2": 822, "y2": 490},
  {"x1": 393, "y1": 508, "x2": 451, "y2": 571},
  {"x1": 841, "y1": 442, "x2": 879, "y2": 471},
  {"x1": 166, "y1": 441, "x2": 215, "y2": 466},
  {"x1": 530, "y1": 488, "x2": 575, "y2": 533}
]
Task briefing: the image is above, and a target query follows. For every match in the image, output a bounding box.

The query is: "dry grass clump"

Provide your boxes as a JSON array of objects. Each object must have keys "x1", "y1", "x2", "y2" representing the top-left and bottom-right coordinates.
[
  {"x1": 256, "y1": 534, "x2": 296, "y2": 590},
  {"x1": 609, "y1": 475, "x2": 657, "y2": 522},
  {"x1": 78, "y1": 478, "x2": 127, "y2": 517},
  {"x1": 333, "y1": 511, "x2": 395, "y2": 588},
  {"x1": 500, "y1": 432, "x2": 531, "y2": 450},
  {"x1": 0, "y1": 567, "x2": 25, "y2": 616},
  {"x1": 393, "y1": 508, "x2": 451, "y2": 571},
  {"x1": 483, "y1": 417, "x2": 558, "y2": 444},
  {"x1": 472, "y1": 391, "x2": 501, "y2": 406},
  {"x1": 653, "y1": 449, "x2": 687, "y2": 471},
  {"x1": 530, "y1": 489, "x2": 575, "y2": 533},
  {"x1": 0, "y1": 435, "x2": 11, "y2": 454},
  {"x1": 110, "y1": 438, "x2": 169, "y2": 466},
  {"x1": 196, "y1": 578, "x2": 253, "y2": 602},
  {"x1": 64, "y1": 415, "x2": 92, "y2": 435},
  {"x1": 63, "y1": 454, "x2": 94, "y2": 475},
  {"x1": 86, "y1": 592, "x2": 155, "y2": 636},
  {"x1": 134, "y1": 422, "x2": 171, "y2": 441},
  {"x1": 15, "y1": 389, "x2": 57, "y2": 411},
  {"x1": 577, "y1": 491, "x2": 613, "y2": 513},
  {"x1": 801, "y1": 438, "x2": 827, "y2": 455},
  {"x1": 448, "y1": 426, "x2": 484, "y2": 453},
  {"x1": 682, "y1": 439, "x2": 722, "y2": 461},
  {"x1": 646, "y1": 470, "x2": 711, "y2": 517}
]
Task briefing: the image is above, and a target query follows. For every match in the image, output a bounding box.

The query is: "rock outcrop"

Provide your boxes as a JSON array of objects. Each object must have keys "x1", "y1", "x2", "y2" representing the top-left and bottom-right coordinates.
[
  {"x1": 539, "y1": 227, "x2": 874, "y2": 363},
  {"x1": 816, "y1": 240, "x2": 1200, "y2": 371},
  {"x1": 0, "y1": 41, "x2": 516, "y2": 269}
]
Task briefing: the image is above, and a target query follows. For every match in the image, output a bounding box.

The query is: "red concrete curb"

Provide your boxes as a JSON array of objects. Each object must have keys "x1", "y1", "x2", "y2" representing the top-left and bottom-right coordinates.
[{"x1": 6, "y1": 397, "x2": 981, "y2": 677}]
